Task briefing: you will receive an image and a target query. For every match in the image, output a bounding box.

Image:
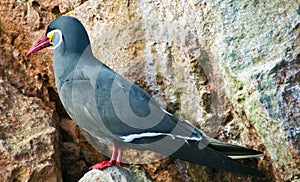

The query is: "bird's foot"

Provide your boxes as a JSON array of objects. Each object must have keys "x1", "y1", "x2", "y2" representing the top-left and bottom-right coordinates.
[
  {"x1": 90, "y1": 160, "x2": 121, "y2": 170},
  {"x1": 90, "y1": 142, "x2": 122, "y2": 170},
  {"x1": 91, "y1": 160, "x2": 115, "y2": 170}
]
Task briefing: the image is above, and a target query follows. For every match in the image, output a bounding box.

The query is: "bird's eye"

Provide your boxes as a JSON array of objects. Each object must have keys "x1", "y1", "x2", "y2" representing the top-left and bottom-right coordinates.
[{"x1": 47, "y1": 29, "x2": 63, "y2": 50}]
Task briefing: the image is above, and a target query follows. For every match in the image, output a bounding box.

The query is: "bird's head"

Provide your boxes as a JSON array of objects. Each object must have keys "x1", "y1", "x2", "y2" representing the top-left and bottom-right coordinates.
[{"x1": 26, "y1": 16, "x2": 90, "y2": 57}]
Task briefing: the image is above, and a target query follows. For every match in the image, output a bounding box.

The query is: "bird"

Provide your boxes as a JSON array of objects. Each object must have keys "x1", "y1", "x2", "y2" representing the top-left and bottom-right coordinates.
[{"x1": 26, "y1": 16, "x2": 264, "y2": 177}]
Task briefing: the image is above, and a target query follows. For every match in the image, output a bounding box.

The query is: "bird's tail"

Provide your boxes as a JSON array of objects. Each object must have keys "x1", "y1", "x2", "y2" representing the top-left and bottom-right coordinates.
[
  {"x1": 208, "y1": 139, "x2": 264, "y2": 159},
  {"x1": 170, "y1": 141, "x2": 264, "y2": 177}
]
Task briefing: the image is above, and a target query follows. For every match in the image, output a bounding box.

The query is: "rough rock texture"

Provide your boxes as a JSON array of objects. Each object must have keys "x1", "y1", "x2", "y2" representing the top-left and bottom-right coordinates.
[
  {"x1": 70, "y1": 1, "x2": 299, "y2": 181},
  {"x1": 79, "y1": 166, "x2": 152, "y2": 182},
  {"x1": 0, "y1": 78, "x2": 61, "y2": 181},
  {"x1": 59, "y1": 118, "x2": 107, "y2": 181},
  {"x1": 1, "y1": 0, "x2": 299, "y2": 182}
]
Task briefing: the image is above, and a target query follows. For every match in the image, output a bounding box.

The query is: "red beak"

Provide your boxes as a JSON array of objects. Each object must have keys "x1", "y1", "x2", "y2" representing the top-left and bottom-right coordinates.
[{"x1": 26, "y1": 35, "x2": 51, "y2": 57}]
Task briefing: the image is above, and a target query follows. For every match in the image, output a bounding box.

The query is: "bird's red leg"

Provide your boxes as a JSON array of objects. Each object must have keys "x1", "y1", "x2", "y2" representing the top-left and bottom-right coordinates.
[
  {"x1": 91, "y1": 141, "x2": 122, "y2": 170},
  {"x1": 116, "y1": 149, "x2": 122, "y2": 165}
]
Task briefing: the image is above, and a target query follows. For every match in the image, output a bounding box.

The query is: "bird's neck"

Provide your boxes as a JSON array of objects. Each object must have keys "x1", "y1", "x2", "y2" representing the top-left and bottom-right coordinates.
[
  {"x1": 53, "y1": 45, "x2": 94, "y2": 80},
  {"x1": 53, "y1": 53, "x2": 77, "y2": 75}
]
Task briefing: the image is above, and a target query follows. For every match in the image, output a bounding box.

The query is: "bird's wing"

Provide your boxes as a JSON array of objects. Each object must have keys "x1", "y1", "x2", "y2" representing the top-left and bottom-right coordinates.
[{"x1": 92, "y1": 65, "x2": 207, "y2": 145}]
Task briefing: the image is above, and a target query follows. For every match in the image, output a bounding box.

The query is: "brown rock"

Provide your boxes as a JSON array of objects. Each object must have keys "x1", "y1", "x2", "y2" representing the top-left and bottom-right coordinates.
[
  {"x1": 59, "y1": 118, "x2": 107, "y2": 181},
  {"x1": 69, "y1": 0, "x2": 299, "y2": 181},
  {"x1": 1, "y1": 0, "x2": 299, "y2": 181},
  {"x1": 0, "y1": 78, "x2": 61, "y2": 181}
]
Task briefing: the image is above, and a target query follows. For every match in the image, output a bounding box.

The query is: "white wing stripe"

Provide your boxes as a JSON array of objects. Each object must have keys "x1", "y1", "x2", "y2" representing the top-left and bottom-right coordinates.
[
  {"x1": 160, "y1": 106, "x2": 173, "y2": 116},
  {"x1": 120, "y1": 132, "x2": 202, "y2": 143},
  {"x1": 229, "y1": 153, "x2": 264, "y2": 159}
]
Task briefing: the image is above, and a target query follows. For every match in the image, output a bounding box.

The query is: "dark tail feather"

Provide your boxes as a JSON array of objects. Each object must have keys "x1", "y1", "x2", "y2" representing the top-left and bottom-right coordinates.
[
  {"x1": 208, "y1": 141, "x2": 264, "y2": 159},
  {"x1": 170, "y1": 141, "x2": 264, "y2": 177}
]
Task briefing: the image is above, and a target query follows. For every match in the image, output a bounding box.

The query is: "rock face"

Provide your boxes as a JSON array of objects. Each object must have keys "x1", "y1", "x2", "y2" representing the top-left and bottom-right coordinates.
[
  {"x1": 0, "y1": 0, "x2": 299, "y2": 182},
  {"x1": 0, "y1": 79, "x2": 61, "y2": 181}
]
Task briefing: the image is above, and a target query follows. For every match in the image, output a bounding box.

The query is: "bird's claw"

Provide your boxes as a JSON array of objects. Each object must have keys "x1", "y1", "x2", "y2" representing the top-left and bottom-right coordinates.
[{"x1": 90, "y1": 160, "x2": 116, "y2": 170}]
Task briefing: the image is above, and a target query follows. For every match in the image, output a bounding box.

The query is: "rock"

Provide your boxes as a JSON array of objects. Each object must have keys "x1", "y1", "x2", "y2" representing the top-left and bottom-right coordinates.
[
  {"x1": 69, "y1": 0, "x2": 299, "y2": 181},
  {"x1": 79, "y1": 166, "x2": 152, "y2": 182},
  {"x1": 0, "y1": 78, "x2": 61, "y2": 181},
  {"x1": 59, "y1": 118, "x2": 107, "y2": 181},
  {"x1": 1, "y1": 0, "x2": 299, "y2": 181}
]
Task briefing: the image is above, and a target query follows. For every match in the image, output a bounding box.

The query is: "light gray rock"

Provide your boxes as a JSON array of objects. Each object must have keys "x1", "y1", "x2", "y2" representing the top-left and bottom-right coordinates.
[
  {"x1": 69, "y1": 0, "x2": 299, "y2": 181},
  {"x1": 79, "y1": 166, "x2": 152, "y2": 182}
]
